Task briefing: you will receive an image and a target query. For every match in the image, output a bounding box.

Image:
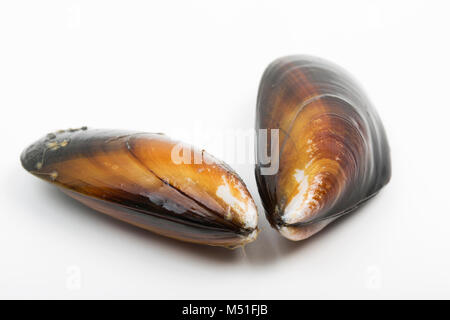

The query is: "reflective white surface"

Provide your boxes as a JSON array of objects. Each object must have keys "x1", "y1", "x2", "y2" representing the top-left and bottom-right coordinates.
[{"x1": 1, "y1": 0, "x2": 449, "y2": 299}]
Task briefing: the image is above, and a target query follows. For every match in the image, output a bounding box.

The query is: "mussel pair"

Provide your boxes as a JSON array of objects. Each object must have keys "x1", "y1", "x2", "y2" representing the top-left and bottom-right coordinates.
[{"x1": 21, "y1": 56, "x2": 391, "y2": 248}]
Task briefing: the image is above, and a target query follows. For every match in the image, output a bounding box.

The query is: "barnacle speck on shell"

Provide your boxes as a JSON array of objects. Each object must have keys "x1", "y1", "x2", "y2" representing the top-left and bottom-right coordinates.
[{"x1": 21, "y1": 128, "x2": 258, "y2": 248}]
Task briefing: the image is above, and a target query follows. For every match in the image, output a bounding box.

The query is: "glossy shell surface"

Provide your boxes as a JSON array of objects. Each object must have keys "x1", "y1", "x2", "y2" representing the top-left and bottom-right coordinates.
[
  {"x1": 255, "y1": 56, "x2": 391, "y2": 240},
  {"x1": 21, "y1": 128, "x2": 258, "y2": 248}
]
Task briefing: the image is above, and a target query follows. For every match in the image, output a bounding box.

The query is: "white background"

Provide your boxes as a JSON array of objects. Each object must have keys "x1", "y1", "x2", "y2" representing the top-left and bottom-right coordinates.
[{"x1": 1, "y1": 0, "x2": 449, "y2": 299}]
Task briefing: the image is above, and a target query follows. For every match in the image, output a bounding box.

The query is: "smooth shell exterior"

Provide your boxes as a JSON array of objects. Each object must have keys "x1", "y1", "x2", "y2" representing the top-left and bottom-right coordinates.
[
  {"x1": 255, "y1": 56, "x2": 391, "y2": 241},
  {"x1": 21, "y1": 128, "x2": 258, "y2": 248}
]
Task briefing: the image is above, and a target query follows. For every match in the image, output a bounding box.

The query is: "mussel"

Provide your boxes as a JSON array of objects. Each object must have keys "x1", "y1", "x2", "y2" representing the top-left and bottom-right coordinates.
[
  {"x1": 21, "y1": 128, "x2": 258, "y2": 248},
  {"x1": 255, "y1": 55, "x2": 391, "y2": 241}
]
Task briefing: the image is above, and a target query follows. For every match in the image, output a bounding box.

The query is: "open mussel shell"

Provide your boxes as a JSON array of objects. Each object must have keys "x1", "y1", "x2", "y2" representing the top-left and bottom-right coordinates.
[
  {"x1": 255, "y1": 55, "x2": 391, "y2": 241},
  {"x1": 21, "y1": 128, "x2": 258, "y2": 248}
]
